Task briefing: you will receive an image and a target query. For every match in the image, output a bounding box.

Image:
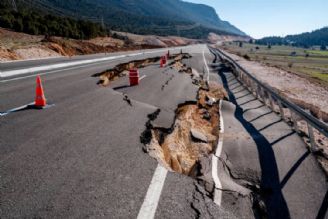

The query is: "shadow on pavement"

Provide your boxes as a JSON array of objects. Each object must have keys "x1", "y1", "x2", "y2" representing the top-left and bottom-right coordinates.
[
  {"x1": 317, "y1": 190, "x2": 328, "y2": 219},
  {"x1": 218, "y1": 64, "x2": 291, "y2": 218}
]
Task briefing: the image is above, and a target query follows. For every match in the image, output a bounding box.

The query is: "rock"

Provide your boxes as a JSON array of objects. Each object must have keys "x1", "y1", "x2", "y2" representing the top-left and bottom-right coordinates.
[
  {"x1": 203, "y1": 111, "x2": 211, "y2": 121},
  {"x1": 206, "y1": 95, "x2": 217, "y2": 106},
  {"x1": 190, "y1": 128, "x2": 208, "y2": 143}
]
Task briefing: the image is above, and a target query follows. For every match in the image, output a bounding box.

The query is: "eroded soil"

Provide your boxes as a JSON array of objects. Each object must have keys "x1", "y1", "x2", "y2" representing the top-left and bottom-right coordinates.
[{"x1": 141, "y1": 82, "x2": 227, "y2": 175}]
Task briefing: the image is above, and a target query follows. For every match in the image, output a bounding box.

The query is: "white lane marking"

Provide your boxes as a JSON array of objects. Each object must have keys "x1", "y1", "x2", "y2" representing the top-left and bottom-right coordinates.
[
  {"x1": 0, "y1": 46, "x2": 181, "y2": 83},
  {"x1": 202, "y1": 44, "x2": 224, "y2": 206},
  {"x1": 203, "y1": 46, "x2": 210, "y2": 82},
  {"x1": 0, "y1": 47, "x2": 187, "y2": 79},
  {"x1": 216, "y1": 100, "x2": 225, "y2": 157},
  {"x1": 137, "y1": 164, "x2": 168, "y2": 219},
  {"x1": 211, "y1": 90, "x2": 224, "y2": 205},
  {"x1": 0, "y1": 60, "x2": 116, "y2": 83},
  {"x1": 139, "y1": 75, "x2": 147, "y2": 81},
  {"x1": 212, "y1": 155, "x2": 223, "y2": 206},
  {"x1": 0, "y1": 55, "x2": 125, "y2": 78},
  {"x1": 0, "y1": 102, "x2": 34, "y2": 117}
]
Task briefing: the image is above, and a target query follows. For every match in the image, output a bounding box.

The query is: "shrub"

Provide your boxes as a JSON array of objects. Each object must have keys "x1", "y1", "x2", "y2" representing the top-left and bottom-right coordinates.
[
  {"x1": 288, "y1": 62, "x2": 294, "y2": 68},
  {"x1": 243, "y1": 54, "x2": 251, "y2": 60}
]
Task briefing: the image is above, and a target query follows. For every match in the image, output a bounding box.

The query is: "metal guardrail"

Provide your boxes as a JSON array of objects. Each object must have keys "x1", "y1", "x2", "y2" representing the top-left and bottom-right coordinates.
[{"x1": 210, "y1": 47, "x2": 328, "y2": 150}]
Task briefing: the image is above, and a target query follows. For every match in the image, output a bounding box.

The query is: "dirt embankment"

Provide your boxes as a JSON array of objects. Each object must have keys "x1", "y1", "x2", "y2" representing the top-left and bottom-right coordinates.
[
  {"x1": 208, "y1": 33, "x2": 251, "y2": 45},
  {"x1": 0, "y1": 28, "x2": 203, "y2": 62}
]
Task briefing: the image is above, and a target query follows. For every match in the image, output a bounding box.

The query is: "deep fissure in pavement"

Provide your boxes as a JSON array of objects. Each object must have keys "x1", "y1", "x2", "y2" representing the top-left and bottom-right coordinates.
[
  {"x1": 141, "y1": 82, "x2": 227, "y2": 176},
  {"x1": 92, "y1": 53, "x2": 192, "y2": 86}
]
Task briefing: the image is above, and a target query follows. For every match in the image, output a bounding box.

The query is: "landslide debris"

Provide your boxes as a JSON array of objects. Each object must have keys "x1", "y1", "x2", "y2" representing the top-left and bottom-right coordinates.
[{"x1": 141, "y1": 81, "x2": 227, "y2": 176}]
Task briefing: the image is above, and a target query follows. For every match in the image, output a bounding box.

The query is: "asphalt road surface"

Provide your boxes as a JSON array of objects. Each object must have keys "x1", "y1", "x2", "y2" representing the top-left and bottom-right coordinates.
[{"x1": 0, "y1": 45, "x2": 327, "y2": 219}]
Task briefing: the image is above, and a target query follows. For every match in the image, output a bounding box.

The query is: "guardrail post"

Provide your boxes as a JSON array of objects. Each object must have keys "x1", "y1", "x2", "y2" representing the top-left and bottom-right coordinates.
[
  {"x1": 263, "y1": 90, "x2": 270, "y2": 107},
  {"x1": 278, "y1": 100, "x2": 285, "y2": 121},
  {"x1": 268, "y1": 94, "x2": 275, "y2": 112},
  {"x1": 307, "y1": 123, "x2": 316, "y2": 150},
  {"x1": 239, "y1": 70, "x2": 243, "y2": 82},
  {"x1": 215, "y1": 48, "x2": 328, "y2": 142},
  {"x1": 256, "y1": 84, "x2": 260, "y2": 99},
  {"x1": 257, "y1": 85, "x2": 262, "y2": 101},
  {"x1": 291, "y1": 112, "x2": 299, "y2": 133}
]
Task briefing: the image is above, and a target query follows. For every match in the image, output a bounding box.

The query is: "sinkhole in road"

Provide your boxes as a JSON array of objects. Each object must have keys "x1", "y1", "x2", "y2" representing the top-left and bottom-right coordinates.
[
  {"x1": 92, "y1": 53, "x2": 192, "y2": 86},
  {"x1": 141, "y1": 82, "x2": 227, "y2": 176}
]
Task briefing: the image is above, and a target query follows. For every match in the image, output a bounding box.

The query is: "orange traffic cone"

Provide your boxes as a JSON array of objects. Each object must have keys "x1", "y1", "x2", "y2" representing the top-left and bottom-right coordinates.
[{"x1": 35, "y1": 75, "x2": 47, "y2": 108}]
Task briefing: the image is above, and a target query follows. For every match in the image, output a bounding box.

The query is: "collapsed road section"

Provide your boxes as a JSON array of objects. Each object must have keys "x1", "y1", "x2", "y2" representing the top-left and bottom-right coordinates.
[
  {"x1": 90, "y1": 49, "x2": 262, "y2": 218},
  {"x1": 141, "y1": 83, "x2": 225, "y2": 176},
  {"x1": 141, "y1": 82, "x2": 227, "y2": 175}
]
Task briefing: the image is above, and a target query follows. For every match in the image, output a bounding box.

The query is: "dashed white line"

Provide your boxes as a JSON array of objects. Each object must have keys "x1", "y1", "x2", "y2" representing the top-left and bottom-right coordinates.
[{"x1": 137, "y1": 164, "x2": 168, "y2": 219}]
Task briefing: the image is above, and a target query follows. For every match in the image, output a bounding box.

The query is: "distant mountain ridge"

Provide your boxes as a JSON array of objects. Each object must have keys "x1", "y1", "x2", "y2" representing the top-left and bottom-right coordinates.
[
  {"x1": 18, "y1": 0, "x2": 246, "y2": 38},
  {"x1": 256, "y1": 27, "x2": 328, "y2": 47}
]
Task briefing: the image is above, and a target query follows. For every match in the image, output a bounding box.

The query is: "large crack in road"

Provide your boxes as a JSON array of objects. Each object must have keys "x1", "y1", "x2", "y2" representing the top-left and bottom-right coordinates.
[
  {"x1": 91, "y1": 51, "x2": 261, "y2": 218},
  {"x1": 141, "y1": 82, "x2": 227, "y2": 176},
  {"x1": 92, "y1": 53, "x2": 192, "y2": 86}
]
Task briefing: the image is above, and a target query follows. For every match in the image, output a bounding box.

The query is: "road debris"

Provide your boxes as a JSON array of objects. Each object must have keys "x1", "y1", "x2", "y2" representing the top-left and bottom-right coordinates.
[{"x1": 123, "y1": 93, "x2": 132, "y2": 106}]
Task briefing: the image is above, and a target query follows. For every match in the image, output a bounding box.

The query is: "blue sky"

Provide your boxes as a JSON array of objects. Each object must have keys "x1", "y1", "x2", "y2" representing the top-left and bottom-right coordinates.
[{"x1": 186, "y1": 0, "x2": 328, "y2": 39}]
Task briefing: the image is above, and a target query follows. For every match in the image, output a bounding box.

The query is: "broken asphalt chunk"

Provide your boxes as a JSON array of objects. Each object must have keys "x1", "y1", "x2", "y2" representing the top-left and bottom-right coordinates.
[{"x1": 190, "y1": 128, "x2": 208, "y2": 143}]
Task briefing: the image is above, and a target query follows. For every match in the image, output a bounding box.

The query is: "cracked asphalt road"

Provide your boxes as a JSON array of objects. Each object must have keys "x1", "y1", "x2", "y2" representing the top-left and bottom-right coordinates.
[
  {"x1": 214, "y1": 60, "x2": 328, "y2": 218},
  {"x1": 1, "y1": 44, "x2": 327, "y2": 219},
  {"x1": 0, "y1": 45, "x2": 234, "y2": 218}
]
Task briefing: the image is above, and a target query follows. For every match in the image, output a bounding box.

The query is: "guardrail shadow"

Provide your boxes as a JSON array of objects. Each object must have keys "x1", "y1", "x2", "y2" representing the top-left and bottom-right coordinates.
[
  {"x1": 317, "y1": 189, "x2": 328, "y2": 219},
  {"x1": 218, "y1": 64, "x2": 291, "y2": 218}
]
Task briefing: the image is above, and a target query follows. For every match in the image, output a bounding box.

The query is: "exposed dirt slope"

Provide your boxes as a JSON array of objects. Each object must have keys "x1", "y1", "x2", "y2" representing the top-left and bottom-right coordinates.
[
  {"x1": 208, "y1": 33, "x2": 251, "y2": 45},
  {"x1": 0, "y1": 28, "x2": 203, "y2": 62}
]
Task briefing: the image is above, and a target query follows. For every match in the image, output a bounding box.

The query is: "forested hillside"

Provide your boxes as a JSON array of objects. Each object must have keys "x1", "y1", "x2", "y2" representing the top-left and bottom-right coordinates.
[
  {"x1": 0, "y1": 2, "x2": 107, "y2": 39},
  {"x1": 0, "y1": 0, "x2": 246, "y2": 39}
]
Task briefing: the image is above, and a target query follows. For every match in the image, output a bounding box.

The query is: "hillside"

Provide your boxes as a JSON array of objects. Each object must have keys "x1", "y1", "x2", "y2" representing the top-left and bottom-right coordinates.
[
  {"x1": 0, "y1": 27, "x2": 202, "y2": 61},
  {"x1": 4, "y1": 0, "x2": 245, "y2": 39},
  {"x1": 256, "y1": 27, "x2": 328, "y2": 47}
]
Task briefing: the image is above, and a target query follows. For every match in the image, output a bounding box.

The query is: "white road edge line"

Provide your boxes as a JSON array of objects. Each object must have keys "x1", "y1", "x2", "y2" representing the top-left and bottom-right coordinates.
[
  {"x1": 203, "y1": 46, "x2": 210, "y2": 82},
  {"x1": 203, "y1": 45, "x2": 223, "y2": 206},
  {"x1": 212, "y1": 100, "x2": 224, "y2": 206},
  {"x1": 137, "y1": 164, "x2": 168, "y2": 219}
]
